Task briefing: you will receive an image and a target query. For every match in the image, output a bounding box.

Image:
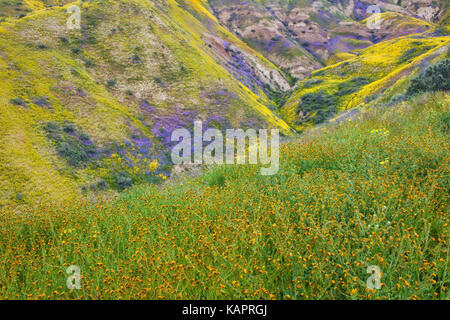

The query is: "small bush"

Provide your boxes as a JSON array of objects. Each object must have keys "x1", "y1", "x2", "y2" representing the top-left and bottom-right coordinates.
[
  {"x1": 153, "y1": 77, "x2": 162, "y2": 84},
  {"x1": 36, "y1": 43, "x2": 48, "y2": 49},
  {"x1": 15, "y1": 193, "x2": 24, "y2": 201},
  {"x1": 43, "y1": 122, "x2": 58, "y2": 132},
  {"x1": 131, "y1": 54, "x2": 142, "y2": 63},
  {"x1": 56, "y1": 141, "x2": 90, "y2": 167},
  {"x1": 115, "y1": 172, "x2": 133, "y2": 190},
  {"x1": 90, "y1": 180, "x2": 108, "y2": 191},
  {"x1": 43, "y1": 122, "x2": 97, "y2": 167},
  {"x1": 71, "y1": 47, "x2": 81, "y2": 54},
  {"x1": 107, "y1": 79, "x2": 117, "y2": 87},
  {"x1": 335, "y1": 77, "x2": 371, "y2": 96},
  {"x1": 296, "y1": 90, "x2": 337, "y2": 124},
  {"x1": 303, "y1": 79, "x2": 323, "y2": 88},
  {"x1": 33, "y1": 96, "x2": 50, "y2": 107},
  {"x1": 406, "y1": 59, "x2": 450, "y2": 96},
  {"x1": 85, "y1": 59, "x2": 95, "y2": 68},
  {"x1": 70, "y1": 68, "x2": 80, "y2": 76},
  {"x1": 389, "y1": 93, "x2": 404, "y2": 104},
  {"x1": 10, "y1": 97, "x2": 27, "y2": 107},
  {"x1": 78, "y1": 133, "x2": 90, "y2": 142},
  {"x1": 62, "y1": 122, "x2": 76, "y2": 134}
]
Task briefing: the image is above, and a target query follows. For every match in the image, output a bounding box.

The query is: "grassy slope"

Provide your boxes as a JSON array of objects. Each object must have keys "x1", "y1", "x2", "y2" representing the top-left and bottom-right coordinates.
[
  {"x1": 0, "y1": 0, "x2": 292, "y2": 208},
  {"x1": 281, "y1": 30, "x2": 450, "y2": 130},
  {"x1": 326, "y1": 12, "x2": 434, "y2": 64},
  {"x1": 0, "y1": 91, "x2": 448, "y2": 299}
]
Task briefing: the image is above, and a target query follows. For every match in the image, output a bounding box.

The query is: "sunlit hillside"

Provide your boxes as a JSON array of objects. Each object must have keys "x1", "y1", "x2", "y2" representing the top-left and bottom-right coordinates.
[
  {"x1": 0, "y1": 0, "x2": 448, "y2": 302},
  {"x1": 281, "y1": 33, "x2": 449, "y2": 130},
  {"x1": 0, "y1": 0, "x2": 293, "y2": 208},
  {"x1": 1, "y1": 91, "x2": 448, "y2": 299}
]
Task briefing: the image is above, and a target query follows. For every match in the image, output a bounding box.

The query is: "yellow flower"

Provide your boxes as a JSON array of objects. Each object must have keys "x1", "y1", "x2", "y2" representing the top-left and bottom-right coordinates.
[{"x1": 148, "y1": 161, "x2": 159, "y2": 171}]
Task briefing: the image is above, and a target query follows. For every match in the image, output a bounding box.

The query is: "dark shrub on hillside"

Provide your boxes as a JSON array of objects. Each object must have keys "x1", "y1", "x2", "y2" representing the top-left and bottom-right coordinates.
[
  {"x1": 43, "y1": 122, "x2": 97, "y2": 167},
  {"x1": 131, "y1": 53, "x2": 142, "y2": 64},
  {"x1": 406, "y1": 59, "x2": 450, "y2": 96},
  {"x1": 389, "y1": 93, "x2": 405, "y2": 105},
  {"x1": 407, "y1": 77, "x2": 427, "y2": 94},
  {"x1": 78, "y1": 133, "x2": 91, "y2": 142},
  {"x1": 71, "y1": 47, "x2": 81, "y2": 54},
  {"x1": 299, "y1": 90, "x2": 337, "y2": 113},
  {"x1": 314, "y1": 110, "x2": 328, "y2": 124},
  {"x1": 36, "y1": 43, "x2": 48, "y2": 49},
  {"x1": 15, "y1": 193, "x2": 24, "y2": 201},
  {"x1": 296, "y1": 90, "x2": 337, "y2": 125},
  {"x1": 336, "y1": 77, "x2": 371, "y2": 96},
  {"x1": 154, "y1": 77, "x2": 163, "y2": 84},
  {"x1": 56, "y1": 141, "x2": 91, "y2": 167},
  {"x1": 90, "y1": 179, "x2": 108, "y2": 191},
  {"x1": 115, "y1": 172, "x2": 133, "y2": 190},
  {"x1": 85, "y1": 59, "x2": 95, "y2": 67},
  {"x1": 62, "y1": 122, "x2": 76, "y2": 134},
  {"x1": 107, "y1": 79, "x2": 117, "y2": 87},
  {"x1": 10, "y1": 97, "x2": 27, "y2": 107},
  {"x1": 303, "y1": 78, "x2": 323, "y2": 88},
  {"x1": 43, "y1": 122, "x2": 59, "y2": 137},
  {"x1": 33, "y1": 96, "x2": 50, "y2": 107}
]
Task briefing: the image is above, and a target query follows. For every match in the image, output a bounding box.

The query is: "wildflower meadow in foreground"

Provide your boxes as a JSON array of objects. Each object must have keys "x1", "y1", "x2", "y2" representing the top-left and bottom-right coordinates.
[{"x1": 0, "y1": 93, "x2": 448, "y2": 300}]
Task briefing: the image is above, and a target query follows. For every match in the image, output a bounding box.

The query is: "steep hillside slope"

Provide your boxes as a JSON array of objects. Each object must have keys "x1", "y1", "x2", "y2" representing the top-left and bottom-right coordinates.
[
  {"x1": 209, "y1": 0, "x2": 322, "y2": 78},
  {"x1": 1, "y1": 91, "x2": 448, "y2": 299},
  {"x1": 209, "y1": 0, "x2": 446, "y2": 77},
  {"x1": 0, "y1": 0, "x2": 448, "y2": 209},
  {"x1": 281, "y1": 32, "x2": 449, "y2": 130},
  {"x1": 0, "y1": 0, "x2": 293, "y2": 208}
]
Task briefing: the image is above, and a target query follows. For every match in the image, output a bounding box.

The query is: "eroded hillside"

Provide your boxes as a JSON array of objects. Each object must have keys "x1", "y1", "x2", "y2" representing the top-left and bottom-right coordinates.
[
  {"x1": 209, "y1": 0, "x2": 447, "y2": 76},
  {"x1": 0, "y1": 0, "x2": 449, "y2": 208},
  {"x1": 0, "y1": 0, "x2": 292, "y2": 207}
]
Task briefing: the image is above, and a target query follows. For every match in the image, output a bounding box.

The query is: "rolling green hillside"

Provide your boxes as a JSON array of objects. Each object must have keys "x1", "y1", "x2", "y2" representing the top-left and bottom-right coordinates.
[
  {"x1": 0, "y1": 0, "x2": 293, "y2": 208},
  {"x1": 0, "y1": 0, "x2": 448, "y2": 301},
  {"x1": 0, "y1": 0, "x2": 449, "y2": 210},
  {"x1": 1, "y1": 91, "x2": 448, "y2": 299},
  {"x1": 281, "y1": 32, "x2": 449, "y2": 130}
]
